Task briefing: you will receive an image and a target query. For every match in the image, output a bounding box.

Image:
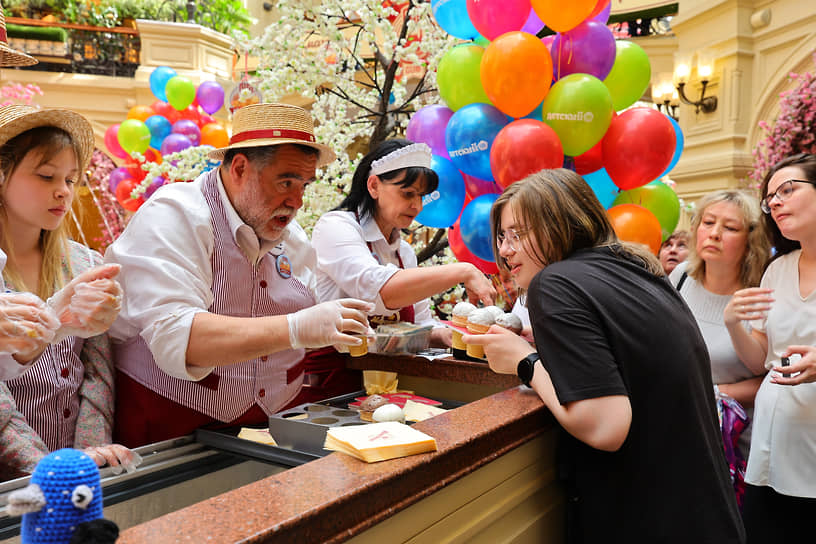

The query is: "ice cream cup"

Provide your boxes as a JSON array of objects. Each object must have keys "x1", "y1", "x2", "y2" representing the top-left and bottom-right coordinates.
[
  {"x1": 465, "y1": 322, "x2": 489, "y2": 359},
  {"x1": 348, "y1": 335, "x2": 369, "y2": 357}
]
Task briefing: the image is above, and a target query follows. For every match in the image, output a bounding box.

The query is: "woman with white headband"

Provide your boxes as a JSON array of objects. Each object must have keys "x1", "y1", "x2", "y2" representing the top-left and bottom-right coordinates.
[{"x1": 312, "y1": 139, "x2": 495, "y2": 347}]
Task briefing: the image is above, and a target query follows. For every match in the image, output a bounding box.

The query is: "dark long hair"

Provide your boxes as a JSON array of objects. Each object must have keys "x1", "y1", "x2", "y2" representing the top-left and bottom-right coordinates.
[
  {"x1": 759, "y1": 153, "x2": 816, "y2": 259},
  {"x1": 335, "y1": 139, "x2": 439, "y2": 219}
]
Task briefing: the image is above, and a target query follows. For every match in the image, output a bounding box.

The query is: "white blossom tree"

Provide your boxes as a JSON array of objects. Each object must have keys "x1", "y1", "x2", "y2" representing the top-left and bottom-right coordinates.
[{"x1": 241, "y1": 0, "x2": 455, "y2": 255}]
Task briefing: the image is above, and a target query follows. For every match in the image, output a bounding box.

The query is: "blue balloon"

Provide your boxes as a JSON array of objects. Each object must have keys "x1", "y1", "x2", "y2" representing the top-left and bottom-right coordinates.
[
  {"x1": 149, "y1": 66, "x2": 177, "y2": 102},
  {"x1": 583, "y1": 168, "x2": 619, "y2": 209},
  {"x1": 144, "y1": 115, "x2": 172, "y2": 151},
  {"x1": 659, "y1": 115, "x2": 684, "y2": 177},
  {"x1": 460, "y1": 193, "x2": 499, "y2": 261},
  {"x1": 431, "y1": 0, "x2": 479, "y2": 40},
  {"x1": 415, "y1": 155, "x2": 466, "y2": 229},
  {"x1": 445, "y1": 103, "x2": 511, "y2": 181}
]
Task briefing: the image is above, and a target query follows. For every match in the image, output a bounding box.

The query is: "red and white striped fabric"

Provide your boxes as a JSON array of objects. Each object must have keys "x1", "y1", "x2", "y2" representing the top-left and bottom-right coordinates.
[{"x1": 114, "y1": 169, "x2": 314, "y2": 421}]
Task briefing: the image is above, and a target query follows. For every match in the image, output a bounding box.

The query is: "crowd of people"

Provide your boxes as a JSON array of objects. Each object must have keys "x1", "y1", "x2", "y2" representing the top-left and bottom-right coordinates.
[{"x1": 1, "y1": 23, "x2": 814, "y2": 544}]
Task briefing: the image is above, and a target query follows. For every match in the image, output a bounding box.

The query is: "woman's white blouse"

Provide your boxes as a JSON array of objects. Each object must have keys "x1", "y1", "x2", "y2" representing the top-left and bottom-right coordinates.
[
  {"x1": 312, "y1": 210, "x2": 435, "y2": 326},
  {"x1": 747, "y1": 250, "x2": 816, "y2": 497}
]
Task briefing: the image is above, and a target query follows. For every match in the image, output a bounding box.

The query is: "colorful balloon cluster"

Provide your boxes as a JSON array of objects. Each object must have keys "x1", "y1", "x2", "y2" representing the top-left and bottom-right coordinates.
[
  {"x1": 103, "y1": 66, "x2": 229, "y2": 212},
  {"x1": 409, "y1": 0, "x2": 683, "y2": 266}
]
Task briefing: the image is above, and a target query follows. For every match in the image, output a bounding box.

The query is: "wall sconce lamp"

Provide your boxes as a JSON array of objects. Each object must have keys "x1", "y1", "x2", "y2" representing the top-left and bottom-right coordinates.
[
  {"x1": 651, "y1": 74, "x2": 679, "y2": 120},
  {"x1": 673, "y1": 51, "x2": 718, "y2": 114}
]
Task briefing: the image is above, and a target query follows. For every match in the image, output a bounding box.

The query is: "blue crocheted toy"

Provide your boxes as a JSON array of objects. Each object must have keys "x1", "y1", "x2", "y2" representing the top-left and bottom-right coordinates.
[{"x1": 8, "y1": 449, "x2": 118, "y2": 544}]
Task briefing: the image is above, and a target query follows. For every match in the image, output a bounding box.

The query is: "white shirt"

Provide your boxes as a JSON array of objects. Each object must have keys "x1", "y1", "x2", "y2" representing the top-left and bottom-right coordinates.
[
  {"x1": 0, "y1": 248, "x2": 23, "y2": 380},
  {"x1": 311, "y1": 210, "x2": 435, "y2": 327},
  {"x1": 746, "y1": 250, "x2": 816, "y2": 497},
  {"x1": 105, "y1": 169, "x2": 316, "y2": 381}
]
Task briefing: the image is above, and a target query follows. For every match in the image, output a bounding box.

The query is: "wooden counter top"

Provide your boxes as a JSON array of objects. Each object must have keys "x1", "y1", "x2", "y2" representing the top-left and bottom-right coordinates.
[{"x1": 117, "y1": 355, "x2": 554, "y2": 543}]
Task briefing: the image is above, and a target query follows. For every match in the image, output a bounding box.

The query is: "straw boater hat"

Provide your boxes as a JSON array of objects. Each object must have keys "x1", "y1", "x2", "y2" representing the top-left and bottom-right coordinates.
[
  {"x1": 0, "y1": 105, "x2": 95, "y2": 171},
  {"x1": 0, "y1": 3, "x2": 38, "y2": 67},
  {"x1": 208, "y1": 102, "x2": 336, "y2": 167}
]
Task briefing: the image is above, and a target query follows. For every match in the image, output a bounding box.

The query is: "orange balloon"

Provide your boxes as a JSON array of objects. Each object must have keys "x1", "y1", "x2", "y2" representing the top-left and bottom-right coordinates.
[
  {"x1": 481, "y1": 32, "x2": 553, "y2": 118},
  {"x1": 200, "y1": 122, "x2": 229, "y2": 148},
  {"x1": 531, "y1": 0, "x2": 596, "y2": 32},
  {"x1": 607, "y1": 204, "x2": 662, "y2": 255},
  {"x1": 127, "y1": 105, "x2": 155, "y2": 123}
]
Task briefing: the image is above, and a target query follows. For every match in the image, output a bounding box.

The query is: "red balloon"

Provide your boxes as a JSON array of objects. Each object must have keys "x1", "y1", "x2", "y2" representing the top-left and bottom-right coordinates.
[
  {"x1": 199, "y1": 113, "x2": 216, "y2": 126},
  {"x1": 178, "y1": 105, "x2": 202, "y2": 124},
  {"x1": 574, "y1": 139, "x2": 603, "y2": 175},
  {"x1": 124, "y1": 158, "x2": 148, "y2": 182},
  {"x1": 602, "y1": 107, "x2": 676, "y2": 191},
  {"x1": 607, "y1": 203, "x2": 662, "y2": 254},
  {"x1": 151, "y1": 100, "x2": 180, "y2": 124},
  {"x1": 490, "y1": 119, "x2": 563, "y2": 189},
  {"x1": 115, "y1": 178, "x2": 144, "y2": 212},
  {"x1": 589, "y1": 0, "x2": 610, "y2": 18},
  {"x1": 448, "y1": 221, "x2": 499, "y2": 275}
]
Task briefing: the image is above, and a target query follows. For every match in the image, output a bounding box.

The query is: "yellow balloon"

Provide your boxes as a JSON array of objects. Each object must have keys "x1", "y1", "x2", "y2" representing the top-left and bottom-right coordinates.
[{"x1": 531, "y1": 0, "x2": 596, "y2": 33}]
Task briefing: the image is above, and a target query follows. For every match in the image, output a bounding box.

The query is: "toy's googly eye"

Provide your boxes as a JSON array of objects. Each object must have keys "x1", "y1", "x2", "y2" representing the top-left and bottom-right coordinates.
[{"x1": 71, "y1": 485, "x2": 93, "y2": 510}]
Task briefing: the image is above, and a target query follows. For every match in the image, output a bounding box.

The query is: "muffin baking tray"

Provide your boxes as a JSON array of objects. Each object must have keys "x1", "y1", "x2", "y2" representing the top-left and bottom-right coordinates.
[{"x1": 194, "y1": 391, "x2": 461, "y2": 467}]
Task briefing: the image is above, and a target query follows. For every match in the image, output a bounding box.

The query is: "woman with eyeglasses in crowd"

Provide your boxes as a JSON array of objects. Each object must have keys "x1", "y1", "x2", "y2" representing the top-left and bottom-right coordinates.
[
  {"x1": 725, "y1": 153, "x2": 816, "y2": 541},
  {"x1": 463, "y1": 169, "x2": 744, "y2": 543}
]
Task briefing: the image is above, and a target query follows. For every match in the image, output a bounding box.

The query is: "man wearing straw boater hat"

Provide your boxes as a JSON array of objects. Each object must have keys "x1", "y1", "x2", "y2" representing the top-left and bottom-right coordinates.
[{"x1": 106, "y1": 103, "x2": 372, "y2": 447}]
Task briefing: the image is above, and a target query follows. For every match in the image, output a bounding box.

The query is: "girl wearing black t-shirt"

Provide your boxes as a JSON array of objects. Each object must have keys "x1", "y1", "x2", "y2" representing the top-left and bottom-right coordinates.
[{"x1": 463, "y1": 168, "x2": 745, "y2": 543}]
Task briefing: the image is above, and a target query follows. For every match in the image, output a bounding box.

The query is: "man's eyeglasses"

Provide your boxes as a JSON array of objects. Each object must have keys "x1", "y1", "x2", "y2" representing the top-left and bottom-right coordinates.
[
  {"x1": 496, "y1": 228, "x2": 527, "y2": 251},
  {"x1": 761, "y1": 179, "x2": 816, "y2": 214}
]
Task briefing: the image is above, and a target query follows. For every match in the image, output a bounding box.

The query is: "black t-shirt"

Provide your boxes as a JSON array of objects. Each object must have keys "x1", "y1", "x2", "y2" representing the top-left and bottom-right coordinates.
[{"x1": 528, "y1": 247, "x2": 744, "y2": 543}]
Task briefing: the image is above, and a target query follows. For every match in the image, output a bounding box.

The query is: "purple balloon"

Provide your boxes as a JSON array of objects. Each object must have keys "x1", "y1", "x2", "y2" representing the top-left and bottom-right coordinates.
[
  {"x1": 196, "y1": 80, "x2": 225, "y2": 115},
  {"x1": 406, "y1": 105, "x2": 454, "y2": 159},
  {"x1": 520, "y1": 9, "x2": 544, "y2": 35},
  {"x1": 462, "y1": 172, "x2": 500, "y2": 198},
  {"x1": 144, "y1": 176, "x2": 166, "y2": 199},
  {"x1": 593, "y1": 1, "x2": 611, "y2": 24},
  {"x1": 160, "y1": 133, "x2": 193, "y2": 155},
  {"x1": 552, "y1": 21, "x2": 616, "y2": 80},
  {"x1": 108, "y1": 167, "x2": 132, "y2": 193},
  {"x1": 172, "y1": 119, "x2": 202, "y2": 146}
]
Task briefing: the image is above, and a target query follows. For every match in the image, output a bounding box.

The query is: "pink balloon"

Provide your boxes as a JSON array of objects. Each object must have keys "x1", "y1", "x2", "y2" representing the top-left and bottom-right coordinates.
[
  {"x1": 462, "y1": 172, "x2": 501, "y2": 198},
  {"x1": 406, "y1": 105, "x2": 454, "y2": 159},
  {"x1": 521, "y1": 8, "x2": 544, "y2": 35},
  {"x1": 466, "y1": 0, "x2": 531, "y2": 41},
  {"x1": 104, "y1": 124, "x2": 129, "y2": 160}
]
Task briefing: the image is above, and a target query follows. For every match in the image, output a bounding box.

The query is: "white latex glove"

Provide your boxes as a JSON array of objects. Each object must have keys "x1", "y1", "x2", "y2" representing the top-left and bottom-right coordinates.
[
  {"x1": 83, "y1": 444, "x2": 143, "y2": 475},
  {"x1": 288, "y1": 298, "x2": 374, "y2": 349},
  {"x1": 0, "y1": 292, "x2": 60, "y2": 358},
  {"x1": 47, "y1": 264, "x2": 122, "y2": 343}
]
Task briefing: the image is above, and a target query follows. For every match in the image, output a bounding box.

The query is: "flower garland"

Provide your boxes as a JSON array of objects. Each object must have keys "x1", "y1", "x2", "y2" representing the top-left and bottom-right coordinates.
[{"x1": 749, "y1": 52, "x2": 816, "y2": 187}]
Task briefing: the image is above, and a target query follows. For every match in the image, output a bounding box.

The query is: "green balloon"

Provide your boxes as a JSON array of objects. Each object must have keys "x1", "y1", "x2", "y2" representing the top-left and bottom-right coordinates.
[
  {"x1": 437, "y1": 44, "x2": 492, "y2": 111},
  {"x1": 165, "y1": 75, "x2": 196, "y2": 111},
  {"x1": 117, "y1": 119, "x2": 151, "y2": 154},
  {"x1": 612, "y1": 180, "x2": 680, "y2": 240},
  {"x1": 603, "y1": 41, "x2": 651, "y2": 112},
  {"x1": 473, "y1": 35, "x2": 490, "y2": 48},
  {"x1": 541, "y1": 73, "x2": 613, "y2": 156}
]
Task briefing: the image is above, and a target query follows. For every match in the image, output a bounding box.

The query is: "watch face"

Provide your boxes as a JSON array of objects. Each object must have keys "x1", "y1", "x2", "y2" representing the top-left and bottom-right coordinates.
[{"x1": 517, "y1": 356, "x2": 535, "y2": 386}]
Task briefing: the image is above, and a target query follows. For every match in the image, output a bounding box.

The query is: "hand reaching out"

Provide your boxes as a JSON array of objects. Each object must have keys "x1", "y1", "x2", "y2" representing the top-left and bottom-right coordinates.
[
  {"x1": 288, "y1": 298, "x2": 374, "y2": 349},
  {"x1": 462, "y1": 325, "x2": 536, "y2": 375}
]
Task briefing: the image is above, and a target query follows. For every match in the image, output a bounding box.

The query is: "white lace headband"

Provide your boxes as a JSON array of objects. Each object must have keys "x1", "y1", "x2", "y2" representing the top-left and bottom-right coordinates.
[{"x1": 369, "y1": 142, "x2": 433, "y2": 177}]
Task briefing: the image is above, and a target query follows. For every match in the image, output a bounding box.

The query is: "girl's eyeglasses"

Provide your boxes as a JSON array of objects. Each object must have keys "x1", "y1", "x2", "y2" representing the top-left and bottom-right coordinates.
[
  {"x1": 761, "y1": 179, "x2": 816, "y2": 214},
  {"x1": 496, "y1": 228, "x2": 527, "y2": 251}
]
